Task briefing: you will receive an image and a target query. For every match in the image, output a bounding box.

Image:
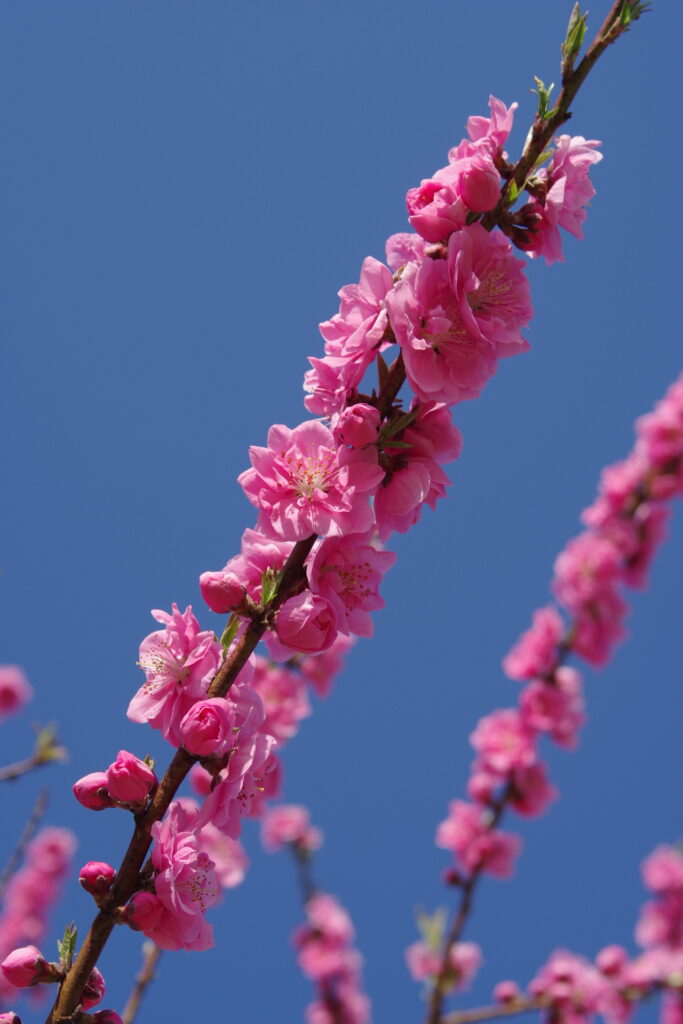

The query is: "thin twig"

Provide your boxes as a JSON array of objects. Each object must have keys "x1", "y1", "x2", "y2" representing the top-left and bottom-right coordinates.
[
  {"x1": 121, "y1": 941, "x2": 162, "y2": 1024},
  {"x1": 0, "y1": 789, "x2": 49, "y2": 904},
  {"x1": 442, "y1": 997, "x2": 549, "y2": 1024}
]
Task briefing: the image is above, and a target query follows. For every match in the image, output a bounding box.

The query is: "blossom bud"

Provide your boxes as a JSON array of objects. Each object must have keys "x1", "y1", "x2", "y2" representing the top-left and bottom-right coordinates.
[
  {"x1": 0, "y1": 1013, "x2": 22, "y2": 1024},
  {"x1": 199, "y1": 568, "x2": 245, "y2": 614},
  {"x1": 81, "y1": 967, "x2": 106, "y2": 1011},
  {"x1": 79, "y1": 861, "x2": 117, "y2": 899},
  {"x1": 1, "y1": 946, "x2": 60, "y2": 988},
  {"x1": 441, "y1": 867, "x2": 462, "y2": 887},
  {"x1": 92, "y1": 1013, "x2": 123, "y2": 1024},
  {"x1": 122, "y1": 892, "x2": 165, "y2": 933},
  {"x1": 596, "y1": 945, "x2": 629, "y2": 976},
  {"x1": 459, "y1": 159, "x2": 500, "y2": 212},
  {"x1": 333, "y1": 404, "x2": 381, "y2": 448},
  {"x1": 106, "y1": 751, "x2": 157, "y2": 805},
  {"x1": 275, "y1": 593, "x2": 338, "y2": 654},
  {"x1": 179, "y1": 698, "x2": 236, "y2": 758},
  {"x1": 494, "y1": 981, "x2": 521, "y2": 1004},
  {"x1": 73, "y1": 772, "x2": 113, "y2": 811},
  {"x1": 0, "y1": 666, "x2": 33, "y2": 723}
]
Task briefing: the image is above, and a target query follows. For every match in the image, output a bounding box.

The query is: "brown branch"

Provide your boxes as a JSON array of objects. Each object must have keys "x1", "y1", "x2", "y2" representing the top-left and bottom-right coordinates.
[
  {"x1": 121, "y1": 941, "x2": 162, "y2": 1024},
  {"x1": 442, "y1": 997, "x2": 549, "y2": 1024},
  {"x1": 0, "y1": 789, "x2": 49, "y2": 904}
]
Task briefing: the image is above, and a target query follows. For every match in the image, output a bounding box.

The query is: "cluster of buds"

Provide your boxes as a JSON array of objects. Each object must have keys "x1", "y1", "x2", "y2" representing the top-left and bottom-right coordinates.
[{"x1": 73, "y1": 750, "x2": 157, "y2": 812}]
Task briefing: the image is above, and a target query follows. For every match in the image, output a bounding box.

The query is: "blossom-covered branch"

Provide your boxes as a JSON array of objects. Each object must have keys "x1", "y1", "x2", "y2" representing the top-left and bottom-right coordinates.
[{"x1": 415, "y1": 372, "x2": 683, "y2": 1023}]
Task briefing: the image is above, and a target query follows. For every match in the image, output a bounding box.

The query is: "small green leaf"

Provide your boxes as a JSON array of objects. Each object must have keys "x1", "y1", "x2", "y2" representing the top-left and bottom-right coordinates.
[
  {"x1": 562, "y1": 4, "x2": 588, "y2": 64},
  {"x1": 260, "y1": 567, "x2": 282, "y2": 608},
  {"x1": 143, "y1": 754, "x2": 155, "y2": 772},
  {"x1": 34, "y1": 723, "x2": 68, "y2": 766},
  {"x1": 57, "y1": 922, "x2": 77, "y2": 972},
  {"x1": 377, "y1": 407, "x2": 420, "y2": 446},
  {"x1": 507, "y1": 180, "x2": 520, "y2": 204},
  {"x1": 532, "y1": 76, "x2": 554, "y2": 120},
  {"x1": 220, "y1": 612, "x2": 241, "y2": 654},
  {"x1": 416, "y1": 907, "x2": 447, "y2": 952}
]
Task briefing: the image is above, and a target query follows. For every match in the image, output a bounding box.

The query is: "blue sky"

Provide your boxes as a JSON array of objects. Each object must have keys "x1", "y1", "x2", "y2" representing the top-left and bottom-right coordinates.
[{"x1": 1, "y1": 2, "x2": 682, "y2": 1022}]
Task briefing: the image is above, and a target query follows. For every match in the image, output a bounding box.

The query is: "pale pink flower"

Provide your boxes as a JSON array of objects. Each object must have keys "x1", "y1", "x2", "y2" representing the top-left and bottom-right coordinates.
[
  {"x1": 405, "y1": 941, "x2": 441, "y2": 981},
  {"x1": 303, "y1": 354, "x2": 361, "y2": 418},
  {"x1": 470, "y1": 708, "x2": 537, "y2": 776},
  {"x1": 318, "y1": 257, "x2": 393, "y2": 367},
  {"x1": 494, "y1": 981, "x2": 522, "y2": 1003},
  {"x1": 509, "y1": 761, "x2": 558, "y2": 817},
  {"x1": 0, "y1": 667, "x2": 32, "y2": 723},
  {"x1": 503, "y1": 606, "x2": 565, "y2": 681},
  {"x1": 387, "y1": 226, "x2": 531, "y2": 405},
  {"x1": 464, "y1": 95, "x2": 517, "y2": 154},
  {"x1": 196, "y1": 731, "x2": 276, "y2": 838},
  {"x1": 239, "y1": 420, "x2": 383, "y2": 540},
  {"x1": 642, "y1": 847, "x2": 683, "y2": 895},
  {"x1": 529, "y1": 950, "x2": 610, "y2": 1022},
  {"x1": 385, "y1": 232, "x2": 426, "y2": 272},
  {"x1": 201, "y1": 528, "x2": 294, "y2": 612},
  {"x1": 307, "y1": 532, "x2": 396, "y2": 638},
  {"x1": 406, "y1": 940, "x2": 482, "y2": 990},
  {"x1": 261, "y1": 805, "x2": 322, "y2": 853},
  {"x1": 127, "y1": 605, "x2": 221, "y2": 745}
]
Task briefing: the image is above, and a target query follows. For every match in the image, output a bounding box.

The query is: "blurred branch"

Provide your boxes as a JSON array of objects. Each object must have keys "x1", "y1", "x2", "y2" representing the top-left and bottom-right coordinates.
[
  {"x1": 0, "y1": 788, "x2": 49, "y2": 903},
  {"x1": 0, "y1": 724, "x2": 67, "y2": 783},
  {"x1": 122, "y1": 940, "x2": 162, "y2": 1024}
]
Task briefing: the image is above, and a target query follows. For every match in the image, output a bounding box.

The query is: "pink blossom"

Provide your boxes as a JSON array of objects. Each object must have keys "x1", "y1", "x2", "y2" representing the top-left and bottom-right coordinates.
[
  {"x1": 435, "y1": 800, "x2": 521, "y2": 878},
  {"x1": 239, "y1": 420, "x2": 383, "y2": 541},
  {"x1": 503, "y1": 606, "x2": 565, "y2": 681},
  {"x1": 333, "y1": 404, "x2": 381, "y2": 449},
  {"x1": 178, "y1": 698, "x2": 236, "y2": 758},
  {"x1": 250, "y1": 657, "x2": 311, "y2": 744},
  {"x1": 307, "y1": 533, "x2": 396, "y2": 638},
  {"x1": 519, "y1": 667, "x2": 585, "y2": 748},
  {"x1": 464, "y1": 95, "x2": 517, "y2": 153},
  {"x1": 595, "y1": 946, "x2": 630, "y2": 978},
  {"x1": 525, "y1": 136, "x2": 602, "y2": 264},
  {"x1": 127, "y1": 605, "x2": 221, "y2": 745},
  {"x1": 275, "y1": 592, "x2": 339, "y2": 654},
  {"x1": 405, "y1": 941, "x2": 441, "y2": 981},
  {"x1": 198, "y1": 824, "x2": 248, "y2": 889},
  {"x1": 318, "y1": 257, "x2": 392, "y2": 369},
  {"x1": 386, "y1": 226, "x2": 531, "y2": 405},
  {"x1": 509, "y1": 761, "x2": 558, "y2": 817},
  {"x1": 406, "y1": 940, "x2": 482, "y2": 989},
  {"x1": 198, "y1": 568, "x2": 245, "y2": 614},
  {"x1": 106, "y1": 750, "x2": 157, "y2": 806},
  {"x1": 385, "y1": 232, "x2": 426, "y2": 272},
  {"x1": 261, "y1": 805, "x2": 323, "y2": 853},
  {"x1": 144, "y1": 802, "x2": 220, "y2": 952},
  {"x1": 0, "y1": 1013, "x2": 22, "y2": 1023},
  {"x1": 196, "y1": 731, "x2": 276, "y2": 838},
  {"x1": 0, "y1": 667, "x2": 32, "y2": 723},
  {"x1": 201, "y1": 528, "x2": 294, "y2": 611},
  {"x1": 642, "y1": 847, "x2": 683, "y2": 895},
  {"x1": 529, "y1": 950, "x2": 610, "y2": 1023},
  {"x1": 303, "y1": 354, "x2": 361, "y2": 418},
  {"x1": 470, "y1": 708, "x2": 537, "y2": 776},
  {"x1": 298, "y1": 634, "x2": 356, "y2": 698}
]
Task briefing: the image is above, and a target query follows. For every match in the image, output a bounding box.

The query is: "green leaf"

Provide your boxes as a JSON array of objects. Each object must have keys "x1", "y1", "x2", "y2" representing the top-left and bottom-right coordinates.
[
  {"x1": 260, "y1": 567, "x2": 282, "y2": 607},
  {"x1": 143, "y1": 754, "x2": 155, "y2": 772},
  {"x1": 532, "y1": 76, "x2": 554, "y2": 120},
  {"x1": 416, "y1": 907, "x2": 447, "y2": 952},
  {"x1": 34, "y1": 723, "x2": 67, "y2": 766},
  {"x1": 562, "y1": 5, "x2": 588, "y2": 64},
  {"x1": 57, "y1": 922, "x2": 77, "y2": 972},
  {"x1": 220, "y1": 612, "x2": 241, "y2": 654},
  {"x1": 377, "y1": 406, "x2": 420, "y2": 446}
]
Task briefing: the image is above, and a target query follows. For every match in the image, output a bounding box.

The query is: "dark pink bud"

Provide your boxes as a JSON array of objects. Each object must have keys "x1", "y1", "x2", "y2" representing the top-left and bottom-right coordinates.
[
  {"x1": 106, "y1": 751, "x2": 156, "y2": 805},
  {"x1": 494, "y1": 981, "x2": 521, "y2": 1004},
  {"x1": 123, "y1": 892, "x2": 165, "y2": 933},
  {"x1": 92, "y1": 1013, "x2": 123, "y2": 1024},
  {"x1": 199, "y1": 568, "x2": 245, "y2": 614},
  {"x1": 459, "y1": 160, "x2": 500, "y2": 212},
  {"x1": 73, "y1": 772, "x2": 113, "y2": 811},
  {"x1": 333, "y1": 404, "x2": 381, "y2": 448},
  {"x1": 1, "y1": 946, "x2": 60, "y2": 988},
  {"x1": 442, "y1": 867, "x2": 462, "y2": 887},
  {"x1": 596, "y1": 945, "x2": 629, "y2": 976},
  {"x1": 0, "y1": 1013, "x2": 23, "y2": 1024},
  {"x1": 79, "y1": 861, "x2": 117, "y2": 899},
  {"x1": 179, "y1": 698, "x2": 236, "y2": 758},
  {"x1": 81, "y1": 967, "x2": 106, "y2": 1011}
]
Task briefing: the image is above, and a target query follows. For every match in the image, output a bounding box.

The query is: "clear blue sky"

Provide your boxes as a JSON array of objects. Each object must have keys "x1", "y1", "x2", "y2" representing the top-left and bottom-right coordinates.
[{"x1": 1, "y1": 2, "x2": 681, "y2": 1022}]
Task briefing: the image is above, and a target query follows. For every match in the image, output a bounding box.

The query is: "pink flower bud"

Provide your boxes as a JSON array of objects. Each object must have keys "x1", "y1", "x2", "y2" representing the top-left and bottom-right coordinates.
[
  {"x1": 459, "y1": 159, "x2": 500, "y2": 212},
  {"x1": 178, "y1": 698, "x2": 236, "y2": 757},
  {"x1": 93, "y1": 1013, "x2": 123, "y2": 1024},
  {"x1": 123, "y1": 892, "x2": 165, "y2": 933},
  {"x1": 275, "y1": 593, "x2": 338, "y2": 654},
  {"x1": 1, "y1": 946, "x2": 57, "y2": 988},
  {"x1": 0, "y1": 666, "x2": 32, "y2": 723},
  {"x1": 494, "y1": 981, "x2": 521, "y2": 1004},
  {"x1": 81, "y1": 967, "x2": 106, "y2": 1011},
  {"x1": 106, "y1": 751, "x2": 157, "y2": 805},
  {"x1": 73, "y1": 772, "x2": 113, "y2": 811},
  {"x1": 199, "y1": 569, "x2": 245, "y2": 614},
  {"x1": 79, "y1": 861, "x2": 117, "y2": 899},
  {"x1": 442, "y1": 867, "x2": 462, "y2": 887},
  {"x1": 596, "y1": 945, "x2": 629, "y2": 976},
  {"x1": 0, "y1": 1013, "x2": 22, "y2": 1024},
  {"x1": 333, "y1": 404, "x2": 381, "y2": 448}
]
